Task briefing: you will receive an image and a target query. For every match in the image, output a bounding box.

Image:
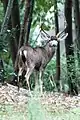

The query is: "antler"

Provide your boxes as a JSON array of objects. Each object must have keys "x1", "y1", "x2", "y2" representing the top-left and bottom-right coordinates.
[
  {"x1": 56, "y1": 28, "x2": 68, "y2": 41},
  {"x1": 56, "y1": 28, "x2": 66, "y2": 38},
  {"x1": 58, "y1": 32, "x2": 68, "y2": 41},
  {"x1": 50, "y1": 29, "x2": 68, "y2": 42},
  {"x1": 40, "y1": 23, "x2": 68, "y2": 42}
]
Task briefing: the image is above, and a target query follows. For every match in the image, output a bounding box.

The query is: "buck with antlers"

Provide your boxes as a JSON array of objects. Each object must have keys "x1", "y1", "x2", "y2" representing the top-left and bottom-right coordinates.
[{"x1": 15, "y1": 29, "x2": 68, "y2": 94}]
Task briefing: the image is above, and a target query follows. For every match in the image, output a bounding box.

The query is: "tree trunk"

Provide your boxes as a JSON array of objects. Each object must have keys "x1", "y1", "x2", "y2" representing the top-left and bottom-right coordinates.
[
  {"x1": 11, "y1": 0, "x2": 20, "y2": 47},
  {"x1": 0, "y1": 0, "x2": 14, "y2": 34},
  {"x1": 73, "y1": 0, "x2": 80, "y2": 66},
  {"x1": 18, "y1": 0, "x2": 31, "y2": 49},
  {"x1": 1, "y1": 0, "x2": 20, "y2": 66},
  {"x1": 10, "y1": 0, "x2": 20, "y2": 65},
  {"x1": 18, "y1": 0, "x2": 34, "y2": 49},
  {"x1": 54, "y1": 0, "x2": 60, "y2": 91},
  {"x1": 25, "y1": 0, "x2": 34, "y2": 44},
  {"x1": 65, "y1": 0, "x2": 78, "y2": 95}
]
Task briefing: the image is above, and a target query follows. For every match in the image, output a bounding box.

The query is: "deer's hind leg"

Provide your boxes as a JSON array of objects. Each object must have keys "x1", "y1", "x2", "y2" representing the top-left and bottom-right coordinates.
[
  {"x1": 25, "y1": 66, "x2": 34, "y2": 92},
  {"x1": 17, "y1": 67, "x2": 23, "y2": 91},
  {"x1": 34, "y1": 70, "x2": 39, "y2": 91}
]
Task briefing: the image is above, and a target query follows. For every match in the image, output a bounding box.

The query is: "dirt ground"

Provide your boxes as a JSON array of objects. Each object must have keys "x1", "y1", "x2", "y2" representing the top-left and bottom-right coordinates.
[{"x1": 0, "y1": 83, "x2": 80, "y2": 111}]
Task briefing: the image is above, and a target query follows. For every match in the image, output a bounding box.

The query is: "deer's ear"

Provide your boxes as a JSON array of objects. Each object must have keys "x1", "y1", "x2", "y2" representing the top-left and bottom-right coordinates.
[{"x1": 57, "y1": 33, "x2": 68, "y2": 41}]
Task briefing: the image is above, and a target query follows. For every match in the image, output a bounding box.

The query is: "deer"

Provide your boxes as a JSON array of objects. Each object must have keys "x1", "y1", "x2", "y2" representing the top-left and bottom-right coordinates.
[{"x1": 15, "y1": 29, "x2": 68, "y2": 94}]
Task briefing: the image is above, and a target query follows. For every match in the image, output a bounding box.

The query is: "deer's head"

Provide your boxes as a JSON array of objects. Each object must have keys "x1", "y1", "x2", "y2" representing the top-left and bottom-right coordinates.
[{"x1": 48, "y1": 29, "x2": 68, "y2": 47}]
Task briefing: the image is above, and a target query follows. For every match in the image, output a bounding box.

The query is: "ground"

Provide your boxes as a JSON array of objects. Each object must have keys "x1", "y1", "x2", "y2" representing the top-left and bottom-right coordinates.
[{"x1": 0, "y1": 83, "x2": 80, "y2": 120}]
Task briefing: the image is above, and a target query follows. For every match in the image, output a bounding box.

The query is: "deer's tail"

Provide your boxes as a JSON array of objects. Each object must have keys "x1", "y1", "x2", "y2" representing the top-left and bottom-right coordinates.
[{"x1": 19, "y1": 50, "x2": 27, "y2": 63}]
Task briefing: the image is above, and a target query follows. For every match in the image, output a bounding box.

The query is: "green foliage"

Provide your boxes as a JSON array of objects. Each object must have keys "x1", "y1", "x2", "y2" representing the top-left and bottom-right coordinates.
[
  {"x1": 43, "y1": 59, "x2": 56, "y2": 91},
  {"x1": 32, "y1": 0, "x2": 64, "y2": 29},
  {"x1": 0, "y1": 28, "x2": 15, "y2": 54},
  {"x1": 32, "y1": 0, "x2": 54, "y2": 29},
  {"x1": 0, "y1": 1, "x2": 4, "y2": 27},
  {"x1": 0, "y1": 2, "x2": 5, "y2": 52},
  {"x1": 29, "y1": 28, "x2": 38, "y2": 47},
  {"x1": 60, "y1": 54, "x2": 80, "y2": 93},
  {"x1": 19, "y1": 0, "x2": 64, "y2": 29},
  {"x1": 0, "y1": 49, "x2": 14, "y2": 82},
  {"x1": 0, "y1": 28, "x2": 19, "y2": 81},
  {"x1": 0, "y1": 35, "x2": 4, "y2": 52},
  {"x1": 4, "y1": 59, "x2": 14, "y2": 81},
  {"x1": 0, "y1": 33, "x2": 9, "y2": 53},
  {"x1": 19, "y1": 0, "x2": 25, "y2": 24}
]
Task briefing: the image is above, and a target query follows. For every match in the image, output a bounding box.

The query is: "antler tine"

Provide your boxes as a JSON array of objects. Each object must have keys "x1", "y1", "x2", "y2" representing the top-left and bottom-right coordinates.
[
  {"x1": 40, "y1": 24, "x2": 51, "y2": 38},
  {"x1": 56, "y1": 28, "x2": 66, "y2": 38}
]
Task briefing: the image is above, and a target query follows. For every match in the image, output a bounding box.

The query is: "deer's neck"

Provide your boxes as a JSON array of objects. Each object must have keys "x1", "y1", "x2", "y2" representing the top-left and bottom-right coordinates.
[{"x1": 45, "y1": 44, "x2": 55, "y2": 60}]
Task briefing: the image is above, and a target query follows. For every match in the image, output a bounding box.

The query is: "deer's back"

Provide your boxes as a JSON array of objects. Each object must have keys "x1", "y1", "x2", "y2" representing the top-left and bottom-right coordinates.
[
  {"x1": 18, "y1": 45, "x2": 54, "y2": 71},
  {"x1": 19, "y1": 46, "x2": 49, "y2": 70}
]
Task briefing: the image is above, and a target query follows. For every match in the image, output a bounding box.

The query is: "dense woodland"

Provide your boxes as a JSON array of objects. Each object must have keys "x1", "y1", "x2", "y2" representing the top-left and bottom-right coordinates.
[
  {"x1": 0, "y1": 0, "x2": 80, "y2": 120},
  {"x1": 0, "y1": 0, "x2": 80, "y2": 96}
]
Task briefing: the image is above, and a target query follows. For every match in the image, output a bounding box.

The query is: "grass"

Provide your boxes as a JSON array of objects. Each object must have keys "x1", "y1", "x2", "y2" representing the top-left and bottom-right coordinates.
[
  {"x1": 0, "y1": 97, "x2": 80, "y2": 120},
  {"x1": 0, "y1": 104, "x2": 27, "y2": 120},
  {"x1": 52, "y1": 108, "x2": 80, "y2": 120}
]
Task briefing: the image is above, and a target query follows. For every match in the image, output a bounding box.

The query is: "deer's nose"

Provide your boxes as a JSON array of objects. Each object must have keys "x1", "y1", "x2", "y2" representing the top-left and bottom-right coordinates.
[
  {"x1": 49, "y1": 40, "x2": 58, "y2": 47},
  {"x1": 19, "y1": 75, "x2": 22, "y2": 80}
]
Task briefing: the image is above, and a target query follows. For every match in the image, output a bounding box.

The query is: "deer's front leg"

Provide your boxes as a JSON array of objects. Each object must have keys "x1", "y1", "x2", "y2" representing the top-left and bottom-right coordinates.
[
  {"x1": 34, "y1": 70, "x2": 39, "y2": 91},
  {"x1": 39, "y1": 70, "x2": 44, "y2": 94}
]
